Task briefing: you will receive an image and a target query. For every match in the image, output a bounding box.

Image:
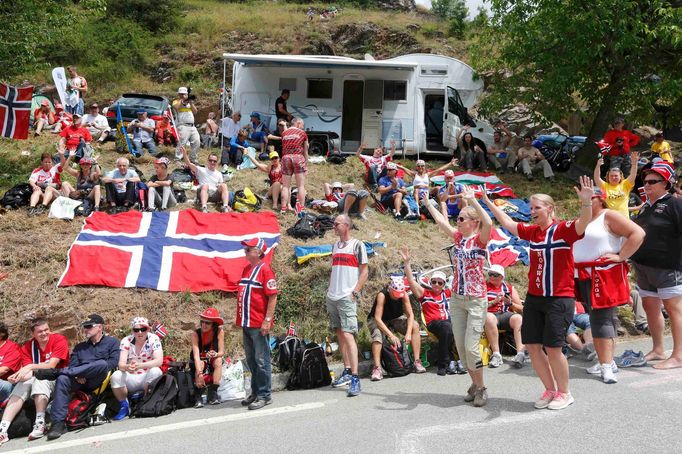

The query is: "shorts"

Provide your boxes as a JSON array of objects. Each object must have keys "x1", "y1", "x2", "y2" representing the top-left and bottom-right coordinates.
[
  {"x1": 494, "y1": 311, "x2": 515, "y2": 330},
  {"x1": 589, "y1": 307, "x2": 617, "y2": 339},
  {"x1": 367, "y1": 316, "x2": 409, "y2": 343},
  {"x1": 281, "y1": 154, "x2": 307, "y2": 176},
  {"x1": 326, "y1": 295, "x2": 358, "y2": 334},
  {"x1": 634, "y1": 262, "x2": 682, "y2": 300},
  {"x1": 522, "y1": 295, "x2": 575, "y2": 348},
  {"x1": 206, "y1": 188, "x2": 222, "y2": 203},
  {"x1": 380, "y1": 192, "x2": 398, "y2": 207},
  {"x1": 10, "y1": 377, "x2": 55, "y2": 401},
  {"x1": 567, "y1": 313, "x2": 590, "y2": 335},
  {"x1": 338, "y1": 190, "x2": 369, "y2": 214}
]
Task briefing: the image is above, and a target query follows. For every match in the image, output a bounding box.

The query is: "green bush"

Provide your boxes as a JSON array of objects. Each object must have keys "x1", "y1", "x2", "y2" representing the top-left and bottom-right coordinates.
[{"x1": 107, "y1": 0, "x2": 183, "y2": 33}]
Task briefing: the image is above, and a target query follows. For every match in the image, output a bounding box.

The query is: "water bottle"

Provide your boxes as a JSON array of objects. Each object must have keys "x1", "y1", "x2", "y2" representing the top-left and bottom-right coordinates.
[{"x1": 243, "y1": 371, "x2": 252, "y2": 398}]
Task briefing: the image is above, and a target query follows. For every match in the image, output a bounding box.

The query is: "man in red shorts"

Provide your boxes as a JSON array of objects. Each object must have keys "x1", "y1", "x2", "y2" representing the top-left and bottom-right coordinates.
[{"x1": 280, "y1": 117, "x2": 309, "y2": 216}]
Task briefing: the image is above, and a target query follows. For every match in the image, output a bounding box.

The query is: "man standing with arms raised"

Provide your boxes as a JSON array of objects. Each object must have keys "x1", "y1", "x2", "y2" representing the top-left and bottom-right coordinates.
[
  {"x1": 326, "y1": 215, "x2": 368, "y2": 397},
  {"x1": 173, "y1": 87, "x2": 200, "y2": 163}
]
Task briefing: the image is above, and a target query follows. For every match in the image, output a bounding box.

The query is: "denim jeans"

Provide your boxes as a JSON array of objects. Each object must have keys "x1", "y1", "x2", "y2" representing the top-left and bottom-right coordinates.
[
  {"x1": 133, "y1": 139, "x2": 157, "y2": 156},
  {"x1": 51, "y1": 360, "x2": 109, "y2": 422},
  {"x1": 242, "y1": 327, "x2": 272, "y2": 400},
  {"x1": 0, "y1": 379, "x2": 13, "y2": 402}
]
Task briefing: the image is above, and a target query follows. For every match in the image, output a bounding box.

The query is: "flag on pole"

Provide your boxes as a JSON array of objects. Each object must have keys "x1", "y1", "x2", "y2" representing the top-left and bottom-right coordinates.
[{"x1": 0, "y1": 83, "x2": 33, "y2": 140}]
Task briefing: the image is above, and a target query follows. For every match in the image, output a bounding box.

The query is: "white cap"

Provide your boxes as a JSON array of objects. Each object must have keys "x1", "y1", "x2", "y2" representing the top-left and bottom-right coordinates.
[
  {"x1": 177, "y1": 87, "x2": 188, "y2": 94},
  {"x1": 488, "y1": 264, "x2": 505, "y2": 277},
  {"x1": 332, "y1": 182, "x2": 343, "y2": 189},
  {"x1": 431, "y1": 271, "x2": 447, "y2": 282}
]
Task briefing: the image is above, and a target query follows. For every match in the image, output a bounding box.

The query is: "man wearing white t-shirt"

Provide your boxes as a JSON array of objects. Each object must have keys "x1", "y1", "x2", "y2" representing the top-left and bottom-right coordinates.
[
  {"x1": 326, "y1": 214, "x2": 368, "y2": 397},
  {"x1": 81, "y1": 103, "x2": 111, "y2": 143},
  {"x1": 182, "y1": 146, "x2": 231, "y2": 213}
]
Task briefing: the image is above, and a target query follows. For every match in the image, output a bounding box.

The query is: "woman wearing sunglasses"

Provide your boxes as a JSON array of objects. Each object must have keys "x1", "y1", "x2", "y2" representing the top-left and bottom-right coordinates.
[
  {"x1": 481, "y1": 176, "x2": 594, "y2": 410},
  {"x1": 631, "y1": 162, "x2": 682, "y2": 369},
  {"x1": 245, "y1": 148, "x2": 284, "y2": 211},
  {"x1": 421, "y1": 186, "x2": 492, "y2": 406},
  {"x1": 397, "y1": 158, "x2": 457, "y2": 206},
  {"x1": 110, "y1": 317, "x2": 163, "y2": 420}
]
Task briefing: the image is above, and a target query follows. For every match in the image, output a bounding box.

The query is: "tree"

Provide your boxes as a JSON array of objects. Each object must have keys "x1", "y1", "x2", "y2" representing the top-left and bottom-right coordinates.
[
  {"x1": 431, "y1": 0, "x2": 469, "y2": 39},
  {"x1": 472, "y1": 0, "x2": 682, "y2": 168}
]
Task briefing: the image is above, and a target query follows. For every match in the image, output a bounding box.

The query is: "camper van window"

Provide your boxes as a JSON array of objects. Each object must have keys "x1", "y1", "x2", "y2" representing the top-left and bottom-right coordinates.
[
  {"x1": 307, "y1": 79, "x2": 333, "y2": 99},
  {"x1": 420, "y1": 67, "x2": 448, "y2": 76},
  {"x1": 279, "y1": 78, "x2": 297, "y2": 92},
  {"x1": 447, "y1": 86, "x2": 473, "y2": 127},
  {"x1": 383, "y1": 81, "x2": 407, "y2": 101}
]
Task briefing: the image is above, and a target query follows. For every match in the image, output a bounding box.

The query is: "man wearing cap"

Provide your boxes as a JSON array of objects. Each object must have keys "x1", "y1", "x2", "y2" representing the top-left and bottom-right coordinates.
[
  {"x1": 182, "y1": 146, "x2": 231, "y2": 213},
  {"x1": 129, "y1": 110, "x2": 157, "y2": 156},
  {"x1": 378, "y1": 162, "x2": 408, "y2": 220},
  {"x1": 110, "y1": 317, "x2": 164, "y2": 420},
  {"x1": 484, "y1": 264, "x2": 526, "y2": 369},
  {"x1": 0, "y1": 318, "x2": 69, "y2": 444},
  {"x1": 43, "y1": 314, "x2": 119, "y2": 440},
  {"x1": 81, "y1": 103, "x2": 111, "y2": 143},
  {"x1": 173, "y1": 87, "x2": 200, "y2": 162},
  {"x1": 438, "y1": 169, "x2": 465, "y2": 220},
  {"x1": 237, "y1": 238, "x2": 278, "y2": 410},
  {"x1": 324, "y1": 181, "x2": 369, "y2": 220},
  {"x1": 147, "y1": 157, "x2": 176, "y2": 211},
  {"x1": 245, "y1": 112, "x2": 269, "y2": 154},
  {"x1": 367, "y1": 276, "x2": 426, "y2": 381},
  {"x1": 57, "y1": 112, "x2": 92, "y2": 160},
  {"x1": 33, "y1": 100, "x2": 56, "y2": 136}
]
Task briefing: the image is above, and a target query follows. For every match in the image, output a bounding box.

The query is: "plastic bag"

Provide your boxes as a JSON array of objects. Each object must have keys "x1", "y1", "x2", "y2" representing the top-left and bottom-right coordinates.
[
  {"x1": 48, "y1": 196, "x2": 82, "y2": 220},
  {"x1": 237, "y1": 147, "x2": 257, "y2": 170},
  {"x1": 216, "y1": 359, "x2": 245, "y2": 401}
]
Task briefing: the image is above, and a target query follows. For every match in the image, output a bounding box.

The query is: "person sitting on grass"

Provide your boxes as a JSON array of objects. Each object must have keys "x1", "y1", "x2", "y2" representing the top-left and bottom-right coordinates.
[
  {"x1": 401, "y1": 248, "x2": 458, "y2": 376},
  {"x1": 457, "y1": 126, "x2": 486, "y2": 172},
  {"x1": 57, "y1": 112, "x2": 92, "y2": 161},
  {"x1": 0, "y1": 323, "x2": 22, "y2": 404},
  {"x1": 565, "y1": 301, "x2": 596, "y2": 361},
  {"x1": 81, "y1": 103, "x2": 111, "y2": 143},
  {"x1": 650, "y1": 132, "x2": 673, "y2": 164},
  {"x1": 102, "y1": 157, "x2": 140, "y2": 213},
  {"x1": 244, "y1": 112, "x2": 269, "y2": 155},
  {"x1": 517, "y1": 135, "x2": 555, "y2": 182},
  {"x1": 379, "y1": 162, "x2": 410, "y2": 220},
  {"x1": 438, "y1": 169, "x2": 466, "y2": 220},
  {"x1": 398, "y1": 158, "x2": 458, "y2": 203},
  {"x1": 155, "y1": 115, "x2": 177, "y2": 147},
  {"x1": 190, "y1": 308, "x2": 225, "y2": 407},
  {"x1": 324, "y1": 181, "x2": 369, "y2": 220},
  {"x1": 484, "y1": 264, "x2": 526, "y2": 369},
  {"x1": 129, "y1": 110, "x2": 157, "y2": 157},
  {"x1": 27, "y1": 152, "x2": 70, "y2": 216},
  {"x1": 228, "y1": 129, "x2": 250, "y2": 167},
  {"x1": 356, "y1": 141, "x2": 396, "y2": 190},
  {"x1": 368, "y1": 276, "x2": 427, "y2": 381},
  {"x1": 182, "y1": 146, "x2": 231, "y2": 213},
  {"x1": 147, "y1": 157, "x2": 176, "y2": 212},
  {"x1": 33, "y1": 100, "x2": 55, "y2": 136},
  {"x1": 245, "y1": 149, "x2": 283, "y2": 211},
  {"x1": 110, "y1": 317, "x2": 163, "y2": 421},
  {"x1": 61, "y1": 155, "x2": 101, "y2": 214},
  {"x1": 0, "y1": 318, "x2": 69, "y2": 445}
]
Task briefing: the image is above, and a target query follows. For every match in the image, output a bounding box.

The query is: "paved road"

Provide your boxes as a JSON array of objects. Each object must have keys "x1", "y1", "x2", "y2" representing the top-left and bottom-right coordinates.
[{"x1": 5, "y1": 336, "x2": 680, "y2": 454}]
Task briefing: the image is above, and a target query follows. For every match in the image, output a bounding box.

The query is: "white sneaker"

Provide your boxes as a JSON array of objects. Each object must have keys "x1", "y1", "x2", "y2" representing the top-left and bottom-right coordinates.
[
  {"x1": 28, "y1": 421, "x2": 47, "y2": 440},
  {"x1": 512, "y1": 352, "x2": 526, "y2": 368},
  {"x1": 534, "y1": 389, "x2": 555, "y2": 409},
  {"x1": 489, "y1": 352, "x2": 503, "y2": 368},
  {"x1": 601, "y1": 363, "x2": 618, "y2": 384},
  {"x1": 547, "y1": 391, "x2": 574, "y2": 410},
  {"x1": 586, "y1": 360, "x2": 618, "y2": 375}
]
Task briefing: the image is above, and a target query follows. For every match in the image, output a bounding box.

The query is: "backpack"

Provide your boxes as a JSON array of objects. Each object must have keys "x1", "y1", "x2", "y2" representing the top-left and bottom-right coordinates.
[
  {"x1": 0, "y1": 399, "x2": 35, "y2": 439},
  {"x1": 286, "y1": 212, "x2": 321, "y2": 240},
  {"x1": 380, "y1": 340, "x2": 413, "y2": 377},
  {"x1": 170, "y1": 168, "x2": 193, "y2": 184},
  {"x1": 233, "y1": 187, "x2": 262, "y2": 212},
  {"x1": 173, "y1": 189, "x2": 187, "y2": 203},
  {"x1": 65, "y1": 391, "x2": 99, "y2": 431},
  {"x1": 327, "y1": 153, "x2": 346, "y2": 165},
  {"x1": 287, "y1": 342, "x2": 331, "y2": 390},
  {"x1": 277, "y1": 335, "x2": 305, "y2": 372},
  {"x1": 1, "y1": 183, "x2": 32, "y2": 209},
  {"x1": 315, "y1": 214, "x2": 335, "y2": 235},
  {"x1": 168, "y1": 365, "x2": 195, "y2": 409},
  {"x1": 133, "y1": 374, "x2": 178, "y2": 418}
]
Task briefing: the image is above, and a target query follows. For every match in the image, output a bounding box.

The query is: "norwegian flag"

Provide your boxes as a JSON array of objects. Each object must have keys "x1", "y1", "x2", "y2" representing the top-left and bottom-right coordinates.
[
  {"x1": 470, "y1": 183, "x2": 517, "y2": 199},
  {"x1": 58, "y1": 209, "x2": 280, "y2": 292},
  {"x1": 153, "y1": 321, "x2": 169, "y2": 339},
  {"x1": 488, "y1": 227, "x2": 530, "y2": 266},
  {"x1": 0, "y1": 83, "x2": 33, "y2": 140}
]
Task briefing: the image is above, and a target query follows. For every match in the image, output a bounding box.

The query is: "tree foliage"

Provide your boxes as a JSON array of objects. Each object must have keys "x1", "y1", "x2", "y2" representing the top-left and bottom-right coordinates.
[
  {"x1": 106, "y1": 0, "x2": 183, "y2": 33},
  {"x1": 431, "y1": 0, "x2": 469, "y2": 39},
  {"x1": 472, "y1": 0, "x2": 682, "y2": 166}
]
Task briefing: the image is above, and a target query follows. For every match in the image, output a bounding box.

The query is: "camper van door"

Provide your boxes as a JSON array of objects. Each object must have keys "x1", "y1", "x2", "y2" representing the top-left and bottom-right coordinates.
[
  {"x1": 361, "y1": 80, "x2": 383, "y2": 148},
  {"x1": 442, "y1": 86, "x2": 472, "y2": 150}
]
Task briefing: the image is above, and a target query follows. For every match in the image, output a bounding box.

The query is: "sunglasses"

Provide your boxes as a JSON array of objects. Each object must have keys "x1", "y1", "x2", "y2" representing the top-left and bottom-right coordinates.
[
  {"x1": 82, "y1": 324, "x2": 94, "y2": 329},
  {"x1": 430, "y1": 280, "x2": 445, "y2": 286},
  {"x1": 457, "y1": 216, "x2": 470, "y2": 222},
  {"x1": 133, "y1": 327, "x2": 148, "y2": 333},
  {"x1": 643, "y1": 179, "x2": 664, "y2": 185},
  {"x1": 208, "y1": 159, "x2": 218, "y2": 163},
  {"x1": 488, "y1": 272, "x2": 502, "y2": 278}
]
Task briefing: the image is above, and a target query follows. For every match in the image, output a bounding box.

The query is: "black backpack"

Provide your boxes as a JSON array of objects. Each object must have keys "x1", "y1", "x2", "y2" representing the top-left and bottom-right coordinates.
[
  {"x1": 168, "y1": 366, "x2": 195, "y2": 409},
  {"x1": 287, "y1": 342, "x2": 332, "y2": 390},
  {"x1": 327, "y1": 153, "x2": 346, "y2": 164},
  {"x1": 286, "y1": 213, "x2": 321, "y2": 240},
  {"x1": 65, "y1": 391, "x2": 100, "y2": 431},
  {"x1": 277, "y1": 335, "x2": 305, "y2": 372},
  {"x1": 1, "y1": 183, "x2": 31, "y2": 209},
  {"x1": 0, "y1": 399, "x2": 35, "y2": 439},
  {"x1": 380, "y1": 340, "x2": 413, "y2": 377},
  {"x1": 133, "y1": 374, "x2": 178, "y2": 418}
]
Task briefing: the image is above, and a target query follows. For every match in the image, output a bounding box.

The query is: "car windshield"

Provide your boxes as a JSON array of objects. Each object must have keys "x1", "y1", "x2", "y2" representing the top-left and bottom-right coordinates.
[{"x1": 118, "y1": 97, "x2": 164, "y2": 111}]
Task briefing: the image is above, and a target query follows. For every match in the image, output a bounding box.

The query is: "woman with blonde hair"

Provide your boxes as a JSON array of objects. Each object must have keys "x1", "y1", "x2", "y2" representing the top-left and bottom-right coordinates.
[
  {"x1": 421, "y1": 186, "x2": 492, "y2": 406},
  {"x1": 481, "y1": 176, "x2": 595, "y2": 410}
]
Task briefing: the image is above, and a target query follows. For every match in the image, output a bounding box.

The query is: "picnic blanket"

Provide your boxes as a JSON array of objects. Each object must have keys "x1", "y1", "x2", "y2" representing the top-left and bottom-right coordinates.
[{"x1": 481, "y1": 198, "x2": 531, "y2": 222}]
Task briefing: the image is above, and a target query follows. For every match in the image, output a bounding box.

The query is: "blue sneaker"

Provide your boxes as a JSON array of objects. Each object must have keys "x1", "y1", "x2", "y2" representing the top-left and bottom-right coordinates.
[
  {"x1": 112, "y1": 400, "x2": 130, "y2": 421},
  {"x1": 332, "y1": 370, "x2": 352, "y2": 388},
  {"x1": 347, "y1": 376, "x2": 361, "y2": 397},
  {"x1": 616, "y1": 351, "x2": 646, "y2": 368}
]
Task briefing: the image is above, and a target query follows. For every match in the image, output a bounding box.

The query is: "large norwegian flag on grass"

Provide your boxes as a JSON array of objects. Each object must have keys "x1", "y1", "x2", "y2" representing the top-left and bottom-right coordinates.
[
  {"x1": 58, "y1": 209, "x2": 280, "y2": 292},
  {"x1": 0, "y1": 83, "x2": 33, "y2": 140}
]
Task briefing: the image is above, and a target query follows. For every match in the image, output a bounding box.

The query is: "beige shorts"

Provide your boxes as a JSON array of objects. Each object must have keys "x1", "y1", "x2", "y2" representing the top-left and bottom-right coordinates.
[
  {"x1": 367, "y1": 316, "x2": 409, "y2": 343},
  {"x1": 11, "y1": 377, "x2": 55, "y2": 401}
]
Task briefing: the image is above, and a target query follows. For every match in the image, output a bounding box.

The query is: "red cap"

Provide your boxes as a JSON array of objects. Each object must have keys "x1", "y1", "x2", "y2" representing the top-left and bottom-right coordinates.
[
  {"x1": 199, "y1": 307, "x2": 224, "y2": 325},
  {"x1": 241, "y1": 237, "x2": 267, "y2": 254},
  {"x1": 643, "y1": 162, "x2": 675, "y2": 184},
  {"x1": 40, "y1": 99, "x2": 50, "y2": 107}
]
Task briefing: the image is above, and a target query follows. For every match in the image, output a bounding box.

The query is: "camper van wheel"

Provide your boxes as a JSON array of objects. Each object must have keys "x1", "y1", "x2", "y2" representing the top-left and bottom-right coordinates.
[{"x1": 309, "y1": 138, "x2": 327, "y2": 156}]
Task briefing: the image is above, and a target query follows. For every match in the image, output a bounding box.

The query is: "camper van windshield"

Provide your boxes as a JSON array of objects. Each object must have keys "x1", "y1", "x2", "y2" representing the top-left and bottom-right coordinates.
[{"x1": 447, "y1": 86, "x2": 474, "y2": 127}]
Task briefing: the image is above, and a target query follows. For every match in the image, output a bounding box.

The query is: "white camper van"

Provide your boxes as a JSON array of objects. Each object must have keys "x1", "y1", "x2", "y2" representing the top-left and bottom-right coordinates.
[{"x1": 222, "y1": 53, "x2": 494, "y2": 156}]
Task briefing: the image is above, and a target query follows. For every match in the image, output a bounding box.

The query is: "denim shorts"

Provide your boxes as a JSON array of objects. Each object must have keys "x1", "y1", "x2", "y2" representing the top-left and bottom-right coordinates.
[{"x1": 567, "y1": 313, "x2": 591, "y2": 335}]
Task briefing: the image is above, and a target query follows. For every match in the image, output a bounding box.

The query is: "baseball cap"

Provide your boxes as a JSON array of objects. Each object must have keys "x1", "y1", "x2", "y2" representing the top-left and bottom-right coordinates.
[
  {"x1": 241, "y1": 237, "x2": 267, "y2": 254},
  {"x1": 250, "y1": 111, "x2": 261, "y2": 120},
  {"x1": 40, "y1": 99, "x2": 49, "y2": 107},
  {"x1": 131, "y1": 317, "x2": 150, "y2": 329},
  {"x1": 332, "y1": 182, "x2": 343, "y2": 189},
  {"x1": 431, "y1": 271, "x2": 447, "y2": 283},
  {"x1": 386, "y1": 162, "x2": 398, "y2": 170},
  {"x1": 177, "y1": 87, "x2": 188, "y2": 94},
  {"x1": 444, "y1": 169, "x2": 455, "y2": 178},
  {"x1": 155, "y1": 157, "x2": 170, "y2": 167},
  {"x1": 488, "y1": 264, "x2": 505, "y2": 277},
  {"x1": 416, "y1": 159, "x2": 426, "y2": 167},
  {"x1": 643, "y1": 161, "x2": 675, "y2": 184},
  {"x1": 136, "y1": 110, "x2": 146, "y2": 115},
  {"x1": 269, "y1": 151, "x2": 279, "y2": 159},
  {"x1": 82, "y1": 314, "x2": 105, "y2": 327},
  {"x1": 72, "y1": 112, "x2": 82, "y2": 118},
  {"x1": 79, "y1": 157, "x2": 94, "y2": 166},
  {"x1": 388, "y1": 277, "x2": 406, "y2": 298}
]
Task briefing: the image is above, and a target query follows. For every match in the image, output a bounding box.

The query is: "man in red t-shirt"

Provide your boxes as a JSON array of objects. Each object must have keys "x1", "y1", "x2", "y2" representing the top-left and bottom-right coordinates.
[
  {"x1": 279, "y1": 118, "x2": 309, "y2": 216},
  {"x1": 0, "y1": 323, "x2": 22, "y2": 401},
  {"x1": 58, "y1": 113, "x2": 92, "y2": 158},
  {"x1": 0, "y1": 318, "x2": 69, "y2": 444},
  {"x1": 237, "y1": 238, "x2": 278, "y2": 410}
]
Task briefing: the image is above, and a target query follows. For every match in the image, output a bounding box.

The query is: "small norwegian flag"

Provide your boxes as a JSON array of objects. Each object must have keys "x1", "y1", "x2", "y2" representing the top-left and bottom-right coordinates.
[
  {"x1": 286, "y1": 321, "x2": 297, "y2": 337},
  {"x1": 0, "y1": 83, "x2": 33, "y2": 140},
  {"x1": 153, "y1": 321, "x2": 169, "y2": 339},
  {"x1": 638, "y1": 186, "x2": 647, "y2": 202}
]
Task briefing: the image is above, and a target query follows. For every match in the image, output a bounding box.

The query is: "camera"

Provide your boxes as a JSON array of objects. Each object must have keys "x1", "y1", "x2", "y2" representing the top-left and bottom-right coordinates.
[{"x1": 187, "y1": 87, "x2": 197, "y2": 101}]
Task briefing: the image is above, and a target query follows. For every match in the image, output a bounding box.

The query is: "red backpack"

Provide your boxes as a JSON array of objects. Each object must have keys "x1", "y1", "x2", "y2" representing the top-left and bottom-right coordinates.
[{"x1": 65, "y1": 391, "x2": 97, "y2": 430}]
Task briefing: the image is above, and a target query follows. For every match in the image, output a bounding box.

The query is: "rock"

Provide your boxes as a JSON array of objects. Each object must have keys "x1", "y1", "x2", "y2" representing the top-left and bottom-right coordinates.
[
  {"x1": 376, "y1": 0, "x2": 416, "y2": 11},
  {"x1": 406, "y1": 23, "x2": 421, "y2": 31},
  {"x1": 495, "y1": 104, "x2": 567, "y2": 138},
  {"x1": 150, "y1": 60, "x2": 174, "y2": 84},
  {"x1": 633, "y1": 125, "x2": 660, "y2": 143}
]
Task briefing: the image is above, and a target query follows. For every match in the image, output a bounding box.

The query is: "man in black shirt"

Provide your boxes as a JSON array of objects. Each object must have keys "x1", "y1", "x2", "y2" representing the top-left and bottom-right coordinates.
[{"x1": 275, "y1": 89, "x2": 293, "y2": 122}]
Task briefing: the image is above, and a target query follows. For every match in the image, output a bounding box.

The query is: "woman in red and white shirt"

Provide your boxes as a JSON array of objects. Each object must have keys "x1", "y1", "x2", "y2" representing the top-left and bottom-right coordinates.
[
  {"x1": 482, "y1": 176, "x2": 594, "y2": 411},
  {"x1": 27, "y1": 151, "x2": 71, "y2": 216},
  {"x1": 422, "y1": 185, "x2": 492, "y2": 407}
]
